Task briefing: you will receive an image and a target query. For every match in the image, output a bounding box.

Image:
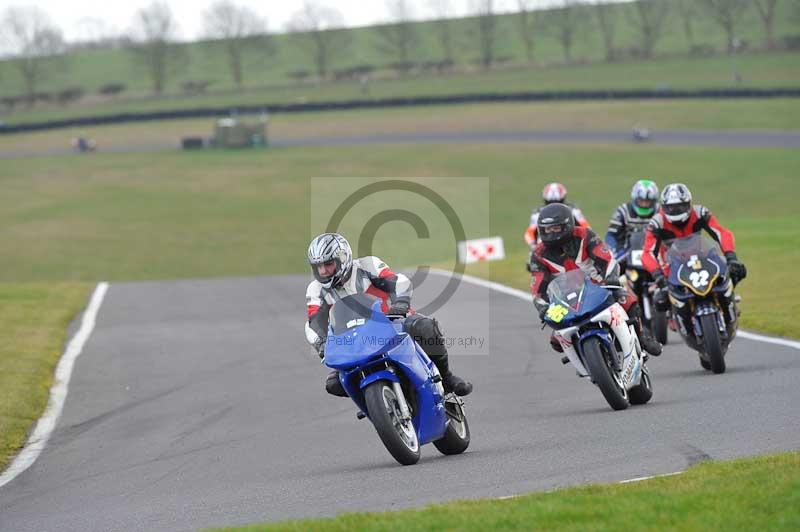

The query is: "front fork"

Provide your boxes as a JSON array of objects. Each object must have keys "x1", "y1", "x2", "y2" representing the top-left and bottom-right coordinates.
[{"x1": 392, "y1": 381, "x2": 413, "y2": 422}]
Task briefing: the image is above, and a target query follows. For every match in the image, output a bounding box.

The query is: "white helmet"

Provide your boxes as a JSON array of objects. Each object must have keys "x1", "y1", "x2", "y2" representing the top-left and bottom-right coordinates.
[
  {"x1": 542, "y1": 182, "x2": 567, "y2": 204},
  {"x1": 660, "y1": 183, "x2": 693, "y2": 224},
  {"x1": 307, "y1": 233, "x2": 353, "y2": 289}
]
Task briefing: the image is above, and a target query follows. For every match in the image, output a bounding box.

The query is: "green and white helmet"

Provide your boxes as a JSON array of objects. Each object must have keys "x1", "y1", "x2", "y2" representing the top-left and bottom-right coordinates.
[{"x1": 631, "y1": 179, "x2": 659, "y2": 217}]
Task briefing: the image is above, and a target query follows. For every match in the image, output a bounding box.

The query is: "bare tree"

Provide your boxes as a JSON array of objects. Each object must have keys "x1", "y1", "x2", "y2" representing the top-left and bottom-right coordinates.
[
  {"x1": 515, "y1": 0, "x2": 541, "y2": 64},
  {"x1": 287, "y1": 2, "x2": 350, "y2": 79},
  {"x1": 203, "y1": 1, "x2": 273, "y2": 89},
  {"x1": 627, "y1": 0, "x2": 670, "y2": 59},
  {"x1": 546, "y1": 0, "x2": 586, "y2": 64},
  {"x1": 128, "y1": 2, "x2": 185, "y2": 94},
  {"x1": 375, "y1": 0, "x2": 418, "y2": 71},
  {"x1": 0, "y1": 7, "x2": 66, "y2": 104},
  {"x1": 429, "y1": 0, "x2": 455, "y2": 63},
  {"x1": 674, "y1": 0, "x2": 697, "y2": 52},
  {"x1": 752, "y1": 0, "x2": 780, "y2": 50},
  {"x1": 472, "y1": 0, "x2": 498, "y2": 70},
  {"x1": 593, "y1": 1, "x2": 617, "y2": 62},
  {"x1": 700, "y1": 0, "x2": 751, "y2": 53}
]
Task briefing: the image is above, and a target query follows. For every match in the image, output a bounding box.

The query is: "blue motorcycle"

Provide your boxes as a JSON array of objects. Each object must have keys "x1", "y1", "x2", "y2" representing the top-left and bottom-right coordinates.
[
  {"x1": 324, "y1": 293, "x2": 470, "y2": 465},
  {"x1": 543, "y1": 270, "x2": 653, "y2": 411}
]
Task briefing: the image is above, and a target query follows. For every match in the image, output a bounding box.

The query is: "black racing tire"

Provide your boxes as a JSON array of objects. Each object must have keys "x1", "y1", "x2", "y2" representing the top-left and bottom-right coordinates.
[
  {"x1": 651, "y1": 307, "x2": 669, "y2": 345},
  {"x1": 628, "y1": 366, "x2": 653, "y2": 405},
  {"x1": 433, "y1": 398, "x2": 470, "y2": 456},
  {"x1": 700, "y1": 314, "x2": 726, "y2": 374},
  {"x1": 364, "y1": 381, "x2": 420, "y2": 465},
  {"x1": 582, "y1": 336, "x2": 629, "y2": 411}
]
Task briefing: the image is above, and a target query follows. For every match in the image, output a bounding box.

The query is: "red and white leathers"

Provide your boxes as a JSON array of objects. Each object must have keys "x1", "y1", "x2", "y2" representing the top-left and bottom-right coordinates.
[
  {"x1": 524, "y1": 204, "x2": 590, "y2": 247},
  {"x1": 305, "y1": 256, "x2": 411, "y2": 346},
  {"x1": 642, "y1": 205, "x2": 735, "y2": 276},
  {"x1": 529, "y1": 226, "x2": 637, "y2": 313}
]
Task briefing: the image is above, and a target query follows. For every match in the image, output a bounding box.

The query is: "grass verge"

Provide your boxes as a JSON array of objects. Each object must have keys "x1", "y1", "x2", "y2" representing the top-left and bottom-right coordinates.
[
  {"x1": 210, "y1": 451, "x2": 800, "y2": 531},
  {"x1": 0, "y1": 282, "x2": 92, "y2": 470}
]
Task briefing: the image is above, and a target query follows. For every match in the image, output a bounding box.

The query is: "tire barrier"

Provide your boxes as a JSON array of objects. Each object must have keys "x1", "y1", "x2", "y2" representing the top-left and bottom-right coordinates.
[{"x1": 2, "y1": 87, "x2": 799, "y2": 135}]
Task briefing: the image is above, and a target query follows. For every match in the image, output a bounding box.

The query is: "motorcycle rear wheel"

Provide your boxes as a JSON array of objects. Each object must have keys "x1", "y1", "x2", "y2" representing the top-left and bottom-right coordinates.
[
  {"x1": 700, "y1": 314, "x2": 726, "y2": 374},
  {"x1": 365, "y1": 381, "x2": 420, "y2": 465},
  {"x1": 582, "y1": 337, "x2": 629, "y2": 411}
]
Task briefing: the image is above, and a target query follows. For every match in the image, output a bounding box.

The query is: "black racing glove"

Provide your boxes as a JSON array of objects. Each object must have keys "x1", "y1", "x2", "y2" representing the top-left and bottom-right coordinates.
[
  {"x1": 725, "y1": 252, "x2": 747, "y2": 285},
  {"x1": 652, "y1": 269, "x2": 667, "y2": 289},
  {"x1": 314, "y1": 337, "x2": 326, "y2": 360},
  {"x1": 387, "y1": 300, "x2": 410, "y2": 317}
]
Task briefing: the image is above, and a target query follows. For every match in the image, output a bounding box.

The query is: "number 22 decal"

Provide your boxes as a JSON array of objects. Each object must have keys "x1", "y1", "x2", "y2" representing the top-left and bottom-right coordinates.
[{"x1": 689, "y1": 270, "x2": 709, "y2": 288}]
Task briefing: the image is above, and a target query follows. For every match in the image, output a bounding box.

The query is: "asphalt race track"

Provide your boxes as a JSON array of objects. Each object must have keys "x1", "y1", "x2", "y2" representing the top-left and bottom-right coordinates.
[
  {"x1": 2, "y1": 129, "x2": 800, "y2": 158},
  {"x1": 1, "y1": 273, "x2": 798, "y2": 531}
]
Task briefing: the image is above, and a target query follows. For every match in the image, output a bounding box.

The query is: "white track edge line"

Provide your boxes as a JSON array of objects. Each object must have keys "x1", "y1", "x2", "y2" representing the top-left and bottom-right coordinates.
[
  {"x1": 427, "y1": 268, "x2": 800, "y2": 350},
  {"x1": 0, "y1": 282, "x2": 109, "y2": 489}
]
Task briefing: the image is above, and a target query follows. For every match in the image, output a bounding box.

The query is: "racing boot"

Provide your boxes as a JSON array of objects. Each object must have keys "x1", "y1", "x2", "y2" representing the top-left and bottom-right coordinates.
[
  {"x1": 325, "y1": 369, "x2": 348, "y2": 397},
  {"x1": 629, "y1": 303, "x2": 662, "y2": 357},
  {"x1": 442, "y1": 371, "x2": 473, "y2": 397}
]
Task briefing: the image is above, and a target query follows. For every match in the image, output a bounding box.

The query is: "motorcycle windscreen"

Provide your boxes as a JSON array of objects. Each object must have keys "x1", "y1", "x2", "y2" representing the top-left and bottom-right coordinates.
[
  {"x1": 545, "y1": 270, "x2": 614, "y2": 325},
  {"x1": 325, "y1": 293, "x2": 401, "y2": 369},
  {"x1": 665, "y1": 234, "x2": 727, "y2": 294}
]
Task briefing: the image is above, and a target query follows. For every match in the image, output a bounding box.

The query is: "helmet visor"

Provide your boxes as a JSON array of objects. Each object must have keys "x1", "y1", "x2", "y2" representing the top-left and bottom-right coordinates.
[{"x1": 663, "y1": 202, "x2": 690, "y2": 217}]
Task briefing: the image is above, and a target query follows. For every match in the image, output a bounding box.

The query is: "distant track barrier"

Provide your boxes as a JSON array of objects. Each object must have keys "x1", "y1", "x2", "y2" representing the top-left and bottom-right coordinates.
[{"x1": 2, "y1": 87, "x2": 799, "y2": 135}]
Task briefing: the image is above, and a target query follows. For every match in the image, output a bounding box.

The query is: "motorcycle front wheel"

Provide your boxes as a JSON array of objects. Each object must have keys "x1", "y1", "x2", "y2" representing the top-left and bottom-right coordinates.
[
  {"x1": 700, "y1": 314, "x2": 726, "y2": 374},
  {"x1": 364, "y1": 381, "x2": 420, "y2": 465},
  {"x1": 582, "y1": 336, "x2": 629, "y2": 411}
]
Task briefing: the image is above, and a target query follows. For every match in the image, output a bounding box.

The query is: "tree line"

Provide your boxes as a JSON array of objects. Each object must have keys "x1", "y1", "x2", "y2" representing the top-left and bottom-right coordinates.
[{"x1": 0, "y1": 0, "x2": 794, "y2": 108}]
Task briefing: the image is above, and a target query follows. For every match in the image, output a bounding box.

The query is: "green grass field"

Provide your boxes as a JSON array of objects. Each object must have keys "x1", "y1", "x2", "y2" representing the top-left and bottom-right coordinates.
[
  {"x1": 210, "y1": 451, "x2": 800, "y2": 531},
  {"x1": 0, "y1": 282, "x2": 91, "y2": 469}
]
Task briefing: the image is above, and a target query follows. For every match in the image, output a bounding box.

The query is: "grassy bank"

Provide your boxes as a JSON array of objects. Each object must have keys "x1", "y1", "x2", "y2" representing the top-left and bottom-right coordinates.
[
  {"x1": 0, "y1": 282, "x2": 92, "y2": 469},
  {"x1": 211, "y1": 451, "x2": 800, "y2": 531},
  {"x1": 4, "y1": 52, "x2": 800, "y2": 126}
]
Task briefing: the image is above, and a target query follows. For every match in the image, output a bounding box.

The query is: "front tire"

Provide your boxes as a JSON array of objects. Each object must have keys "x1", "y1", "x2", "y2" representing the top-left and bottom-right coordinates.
[
  {"x1": 364, "y1": 381, "x2": 420, "y2": 465},
  {"x1": 582, "y1": 336, "x2": 629, "y2": 411},
  {"x1": 700, "y1": 314, "x2": 726, "y2": 374},
  {"x1": 628, "y1": 365, "x2": 653, "y2": 405},
  {"x1": 433, "y1": 397, "x2": 470, "y2": 456}
]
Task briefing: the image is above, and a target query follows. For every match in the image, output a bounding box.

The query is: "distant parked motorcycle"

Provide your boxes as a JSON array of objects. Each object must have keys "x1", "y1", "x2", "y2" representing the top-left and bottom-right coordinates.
[
  {"x1": 323, "y1": 293, "x2": 469, "y2": 465},
  {"x1": 543, "y1": 270, "x2": 653, "y2": 411},
  {"x1": 661, "y1": 234, "x2": 740, "y2": 373},
  {"x1": 621, "y1": 231, "x2": 669, "y2": 344}
]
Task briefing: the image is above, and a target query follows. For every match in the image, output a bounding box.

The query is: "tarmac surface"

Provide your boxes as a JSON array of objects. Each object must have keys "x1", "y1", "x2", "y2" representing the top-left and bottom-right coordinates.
[
  {"x1": 1, "y1": 273, "x2": 798, "y2": 531},
  {"x1": 2, "y1": 128, "x2": 800, "y2": 158}
]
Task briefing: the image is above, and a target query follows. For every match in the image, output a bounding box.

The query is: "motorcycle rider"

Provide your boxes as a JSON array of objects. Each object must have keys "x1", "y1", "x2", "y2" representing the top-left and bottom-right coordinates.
[
  {"x1": 642, "y1": 183, "x2": 747, "y2": 324},
  {"x1": 605, "y1": 179, "x2": 660, "y2": 256},
  {"x1": 529, "y1": 203, "x2": 662, "y2": 357},
  {"x1": 305, "y1": 233, "x2": 473, "y2": 398},
  {"x1": 524, "y1": 182, "x2": 590, "y2": 247}
]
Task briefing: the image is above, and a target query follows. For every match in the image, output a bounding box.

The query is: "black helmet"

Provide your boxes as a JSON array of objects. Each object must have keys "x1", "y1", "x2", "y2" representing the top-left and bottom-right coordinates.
[{"x1": 538, "y1": 203, "x2": 575, "y2": 246}]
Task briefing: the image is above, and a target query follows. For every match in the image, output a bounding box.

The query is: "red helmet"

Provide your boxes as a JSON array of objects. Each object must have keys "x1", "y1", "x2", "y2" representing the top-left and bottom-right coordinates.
[{"x1": 542, "y1": 182, "x2": 567, "y2": 204}]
